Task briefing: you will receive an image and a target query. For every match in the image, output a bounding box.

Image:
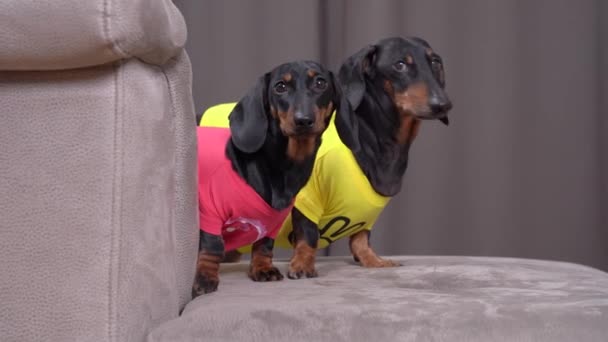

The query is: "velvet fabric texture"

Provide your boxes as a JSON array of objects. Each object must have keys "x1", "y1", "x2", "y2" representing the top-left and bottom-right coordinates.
[
  {"x1": 0, "y1": 0, "x2": 186, "y2": 70},
  {"x1": 149, "y1": 256, "x2": 608, "y2": 342},
  {"x1": 0, "y1": 53, "x2": 198, "y2": 341}
]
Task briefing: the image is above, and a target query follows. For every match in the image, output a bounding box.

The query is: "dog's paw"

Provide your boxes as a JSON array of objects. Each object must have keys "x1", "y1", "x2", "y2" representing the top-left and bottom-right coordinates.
[
  {"x1": 287, "y1": 261, "x2": 318, "y2": 279},
  {"x1": 192, "y1": 274, "x2": 219, "y2": 298},
  {"x1": 378, "y1": 258, "x2": 402, "y2": 267},
  {"x1": 360, "y1": 258, "x2": 402, "y2": 268},
  {"x1": 249, "y1": 265, "x2": 284, "y2": 282}
]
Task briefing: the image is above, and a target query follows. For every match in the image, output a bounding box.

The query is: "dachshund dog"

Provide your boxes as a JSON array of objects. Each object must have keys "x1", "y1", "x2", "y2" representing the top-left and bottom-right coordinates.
[
  {"x1": 285, "y1": 36, "x2": 452, "y2": 278},
  {"x1": 192, "y1": 61, "x2": 357, "y2": 297},
  {"x1": 225, "y1": 37, "x2": 452, "y2": 279},
  {"x1": 223, "y1": 36, "x2": 452, "y2": 277}
]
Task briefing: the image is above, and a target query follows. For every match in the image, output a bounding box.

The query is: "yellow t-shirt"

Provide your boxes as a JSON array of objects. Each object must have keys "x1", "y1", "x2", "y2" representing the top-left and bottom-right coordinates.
[
  {"x1": 198, "y1": 103, "x2": 391, "y2": 251},
  {"x1": 199, "y1": 103, "x2": 234, "y2": 127}
]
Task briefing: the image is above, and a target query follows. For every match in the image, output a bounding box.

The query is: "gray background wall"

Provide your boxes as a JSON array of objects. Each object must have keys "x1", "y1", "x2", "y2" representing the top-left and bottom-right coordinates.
[{"x1": 174, "y1": 0, "x2": 607, "y2": 271}]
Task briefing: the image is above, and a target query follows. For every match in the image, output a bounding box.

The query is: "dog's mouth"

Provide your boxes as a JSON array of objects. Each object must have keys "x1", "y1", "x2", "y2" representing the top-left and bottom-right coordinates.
[
  {"x1": 397, "y1": 104, "x2": 449, "y2": 124},
  {"x1": 415, "y1": 113, "x2": 446, "y2": 120},
  {"x1": 406, "y1": 111, "x2": 447, "y2": 120}
]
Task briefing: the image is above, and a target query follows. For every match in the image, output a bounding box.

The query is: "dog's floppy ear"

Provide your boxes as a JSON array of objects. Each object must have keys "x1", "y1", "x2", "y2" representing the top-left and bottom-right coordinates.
[
  {"x1": 331, "y1": 71, "x2": 360, "y2": 152},
  {"x1": 338, "y1": 44, "x2": 377, "y2": 110},
  {"x1": 229, "y1": 73, "x2": 270, "y2": 153}
]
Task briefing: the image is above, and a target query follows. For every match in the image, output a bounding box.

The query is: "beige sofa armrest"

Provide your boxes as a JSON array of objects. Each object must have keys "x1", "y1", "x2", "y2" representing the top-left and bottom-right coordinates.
[
  {"x1": 0, "y1": 0, "x2": 187, "y2": 70},
  {"x1": 0, "y1": 52, "x2": 198, "y2": 342}
]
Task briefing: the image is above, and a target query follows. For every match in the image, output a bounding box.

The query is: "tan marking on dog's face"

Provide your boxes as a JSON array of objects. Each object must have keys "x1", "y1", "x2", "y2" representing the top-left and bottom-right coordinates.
[
  {"x1": 279, "y1": 107, "x2": 328, "y2": 137},
  {"x1": 392, "y1": 82, "x2": 429, "y2": 116},
  {"x1": 384, "y1": 80, "x2": 395, "y2": 97},
  {"x1": 270, "y1": 105, "x2": 278, "y2": 118},
  {"x1": 277, "y1": 108, "x2": 294, "y2": 133},
  {"x1": 324, "y1": 102, "x2": 334, "y2": 118},
  {"x1": 383, "y1": 81, "x2": 427, "y2": 145},
  {"x1": 287, "y1": 136, "x2": 317, "y2": 162},
  {"x1": 426, "y1": 48, "x2": 434, "y2": 56},
  {"x1": 307, "y1": 69, "x2": 317, "y2": 78},
  {"x1": 311, "y1": 101, "x2": 333, "y2": 131},
  {"x1": 276, "y1": 102, "x2": 327, "y2": 136},
  {"x1": 396, "y1": 115, "x2": 421, "y2": 145},
  {"x1": 282, "y1": 73, "x2": 292, "y2": 82},
  {"x1": 405, "y1": 55, "x2": 414, "y2": 65},
  {"x1": 281, "y1": 103, "x2": 328, "y2": 162}
]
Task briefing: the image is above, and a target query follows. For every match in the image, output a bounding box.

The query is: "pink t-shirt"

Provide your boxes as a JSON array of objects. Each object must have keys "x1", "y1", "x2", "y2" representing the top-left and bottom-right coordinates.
[{"x1": 197, "y1": 126, "x2": 293, "y2": 251}]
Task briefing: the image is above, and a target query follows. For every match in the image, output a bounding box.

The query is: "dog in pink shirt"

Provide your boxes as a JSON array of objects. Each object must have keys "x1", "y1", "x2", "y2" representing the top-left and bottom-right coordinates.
[{"x1": 192, "y1": 61, "x2": 359, "y2": 297}]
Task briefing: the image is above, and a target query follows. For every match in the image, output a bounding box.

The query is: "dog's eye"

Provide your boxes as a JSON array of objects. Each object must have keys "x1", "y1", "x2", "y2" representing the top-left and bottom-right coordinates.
[
  {"x1": 393, "y1": 61, "x2": 407, "y2": 72},
  {"x1": 430, "y1": 57, "x2": 443, "y2": 72},
  {"x1": 431, "y1": 59, "x2": 445, "y2": 86},
  {"x1": 274, "y1": 82, "x2": 287, "y2": 94},
  {"x1": 314, "y1": 77, "x2": 328, "y2": 90}
]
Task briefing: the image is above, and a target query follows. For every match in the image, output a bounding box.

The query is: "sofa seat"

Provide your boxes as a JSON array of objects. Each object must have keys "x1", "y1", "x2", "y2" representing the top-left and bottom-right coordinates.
[{"x1": 148, "y1": 256, "x2": 608, "y2": 342}]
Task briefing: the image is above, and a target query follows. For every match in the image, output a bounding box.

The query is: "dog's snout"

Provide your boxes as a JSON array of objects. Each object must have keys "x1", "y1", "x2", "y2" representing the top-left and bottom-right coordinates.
[
  {"x1": 294, "y1": 112, "x2": 314, "y2": 129},
  {"x1": 429, "y1": 96, "x2": 452, "y2": 114}
]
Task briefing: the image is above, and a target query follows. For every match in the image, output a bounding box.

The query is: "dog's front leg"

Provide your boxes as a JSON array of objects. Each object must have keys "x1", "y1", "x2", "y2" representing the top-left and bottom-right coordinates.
[
  {"x1": 287, "y1": 208, "x2": 319, "y2": 279},
  {"x1": 192, "y1": 231, "x2": 224, "y2": 298},
  {"x1": 248, "y1": 237, "x2": 284, "y2": 281},
  {"x1": 349, "y1": 230, "x2": 401, "y2": 267}
]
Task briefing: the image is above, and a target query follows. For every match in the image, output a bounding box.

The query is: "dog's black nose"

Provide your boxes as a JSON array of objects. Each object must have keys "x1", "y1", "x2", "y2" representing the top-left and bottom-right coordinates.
[
  {"x1": 429, "y1": 97, "x2": 452, "y2": 114},
  {"x1": 294, "y1": 113, "x2": 314, "y2": 129}
]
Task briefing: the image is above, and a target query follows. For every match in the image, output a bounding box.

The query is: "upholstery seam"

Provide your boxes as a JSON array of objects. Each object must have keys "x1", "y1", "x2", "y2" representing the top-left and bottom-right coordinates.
[
  {"x1": 102, "y1": 0, "x2": 129, "y2": 60},
  {"x1": 159, "y1": 55, "x2": 182, "y2": 311},
  {"x1": 108, "y1": 60, "x2": 124, "y2": 342},
  {"x1": 107, "y1": 58, "x2": 115, "y2": 342}
]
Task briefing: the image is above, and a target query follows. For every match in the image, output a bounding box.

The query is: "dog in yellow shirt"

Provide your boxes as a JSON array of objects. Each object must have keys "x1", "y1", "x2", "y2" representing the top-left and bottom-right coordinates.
[
  {"x1": 201, "y1": 37, "x2": 452, "y2": 279},
  {"x1": 286, "y1": 37, "x2": 452, "y2": 278}
]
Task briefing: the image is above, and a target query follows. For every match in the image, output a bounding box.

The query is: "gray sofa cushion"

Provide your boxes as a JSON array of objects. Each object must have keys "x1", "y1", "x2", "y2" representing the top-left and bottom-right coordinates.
[{"x1": 148, "y1": 256, "x2": 608, "y2": 342}]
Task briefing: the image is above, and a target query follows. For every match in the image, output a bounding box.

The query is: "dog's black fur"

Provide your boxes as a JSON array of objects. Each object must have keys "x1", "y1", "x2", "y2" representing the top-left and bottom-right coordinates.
[
  {"x1": 286, "y1": 37, "x2": 453, "y2": 278},
  {"x1": 192, "y1": 61, "x2": 357, "y2": 297},
  {"x1": 339, "y1": 36, "x2": 451, "y2": 196}
]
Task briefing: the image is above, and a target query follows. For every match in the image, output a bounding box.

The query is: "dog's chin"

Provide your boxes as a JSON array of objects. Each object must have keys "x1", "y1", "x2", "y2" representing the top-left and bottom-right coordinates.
[
  {"x1": 281, "y1": 129, "x2": 320, "y2": 139},
  {"x1": 411, "y1": 112, "x2": 449, "y2": 125}
]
